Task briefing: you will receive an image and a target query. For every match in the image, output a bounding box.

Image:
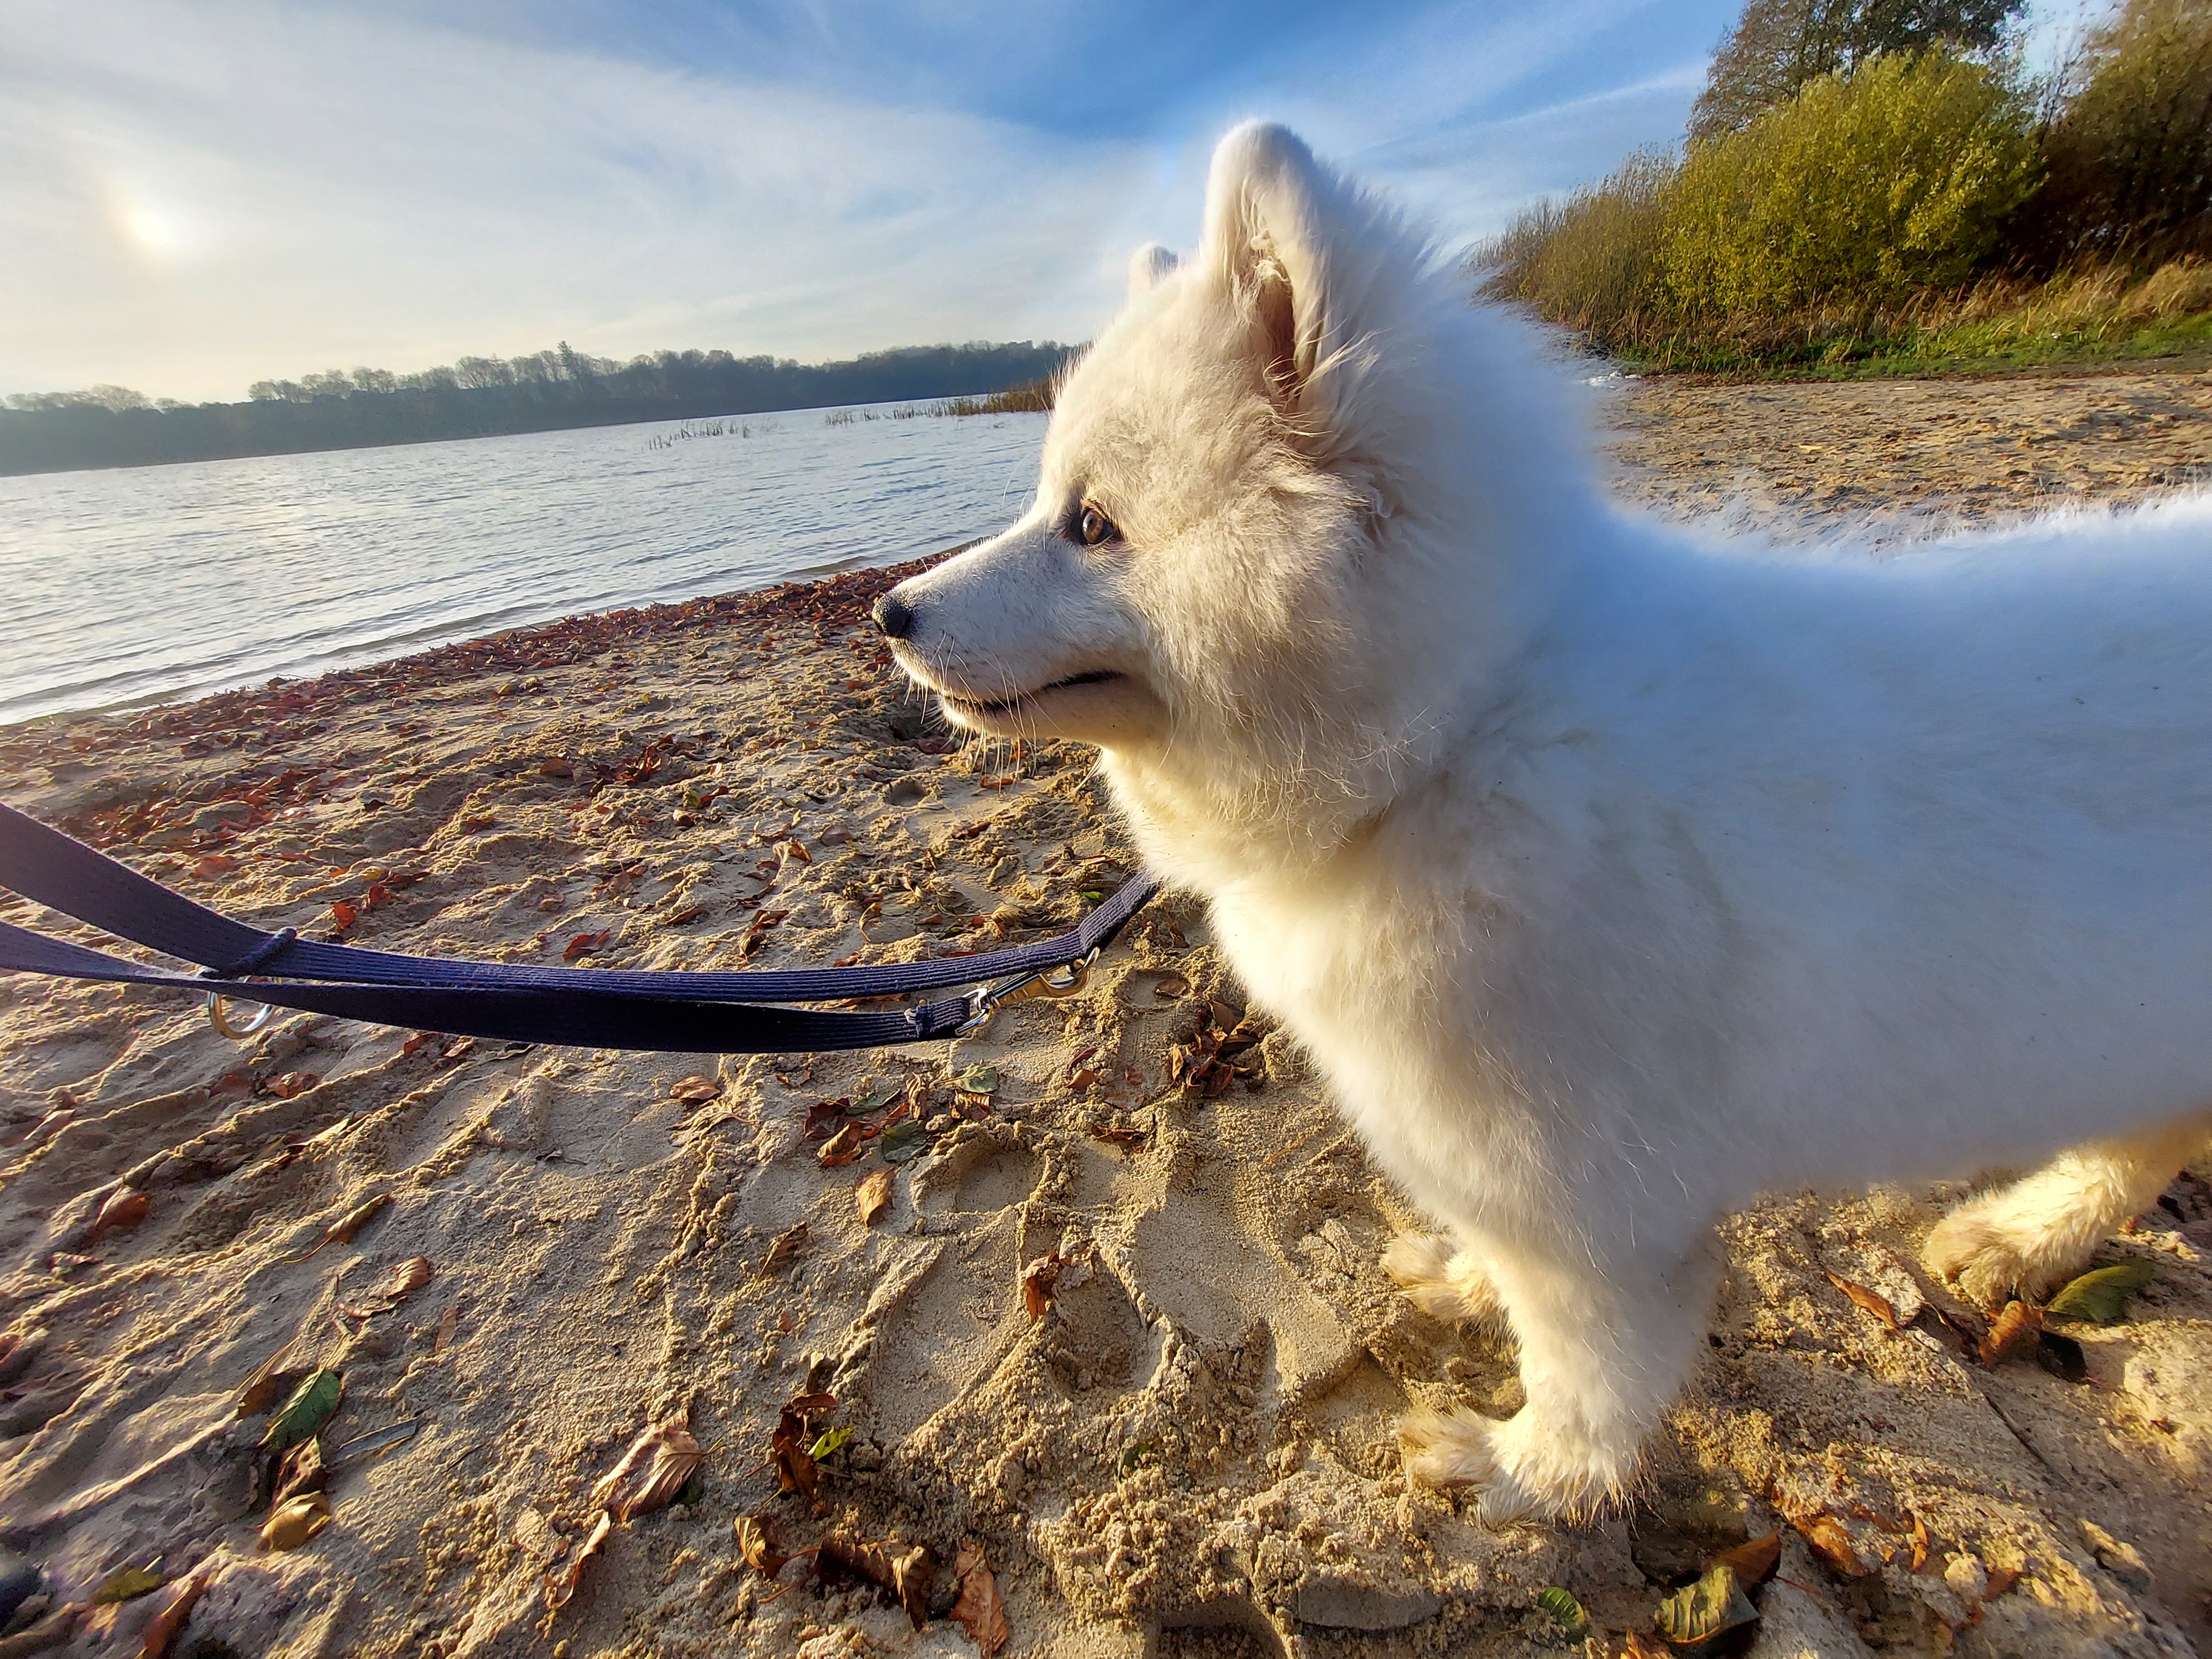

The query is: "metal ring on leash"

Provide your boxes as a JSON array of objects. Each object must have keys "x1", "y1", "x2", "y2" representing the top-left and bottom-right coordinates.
[
  {"x1": 205, "y1": 987, "x2": 276, "y2": 1040},
  {"x1": 956, "y1": 946, "x2": 1100, "y2": 1038}
]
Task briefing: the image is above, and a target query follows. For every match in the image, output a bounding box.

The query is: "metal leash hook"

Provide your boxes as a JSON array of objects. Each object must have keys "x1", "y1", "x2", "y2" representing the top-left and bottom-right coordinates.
[
  {"x1": 199, "y1": 926, "x2": 297, "y2": 1040},
  {"x1": 956, "y1": 946, "x2": 1100, "y2": 1037},
  {"x1": 205, "y1": 986, "x2": 276, "y2": 1040}
]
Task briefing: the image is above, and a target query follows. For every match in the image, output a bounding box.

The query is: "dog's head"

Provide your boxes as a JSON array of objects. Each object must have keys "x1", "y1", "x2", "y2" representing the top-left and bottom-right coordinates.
[{"x1": 878, "y1": 122, "x2": 1580, "y2": 855}]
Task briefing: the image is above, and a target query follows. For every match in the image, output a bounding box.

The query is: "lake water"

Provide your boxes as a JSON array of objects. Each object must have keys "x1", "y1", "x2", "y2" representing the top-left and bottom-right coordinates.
[{"x1": 0, "y1": 405, "x2": 1050, "y2": 727}]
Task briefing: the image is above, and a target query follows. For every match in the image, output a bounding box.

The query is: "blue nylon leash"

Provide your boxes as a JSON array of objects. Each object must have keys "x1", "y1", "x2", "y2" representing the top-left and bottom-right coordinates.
[{"x1": 0, "y1": 802, "x2": 1158, "y2": 1053}]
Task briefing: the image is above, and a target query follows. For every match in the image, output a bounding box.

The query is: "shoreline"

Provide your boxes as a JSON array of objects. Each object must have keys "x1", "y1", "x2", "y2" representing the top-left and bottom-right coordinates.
[{"x1": 0, "y1": 373, "x2": 2207, "y2": 1657}]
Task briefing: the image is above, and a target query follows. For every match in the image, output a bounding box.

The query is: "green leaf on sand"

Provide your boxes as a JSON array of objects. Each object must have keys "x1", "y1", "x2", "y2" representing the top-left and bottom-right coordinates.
[
  {"x1": 1537, "y1": 1586, "x2": 1589, "y2": 1637},
  {"x1": 807, "y1": 1425, "x2": 854, "y2": 1461},
  {"x1": 260, "y1": 1368, "x2": 344, "y2": 1452},
  {"x1": 1655, "y1": 1562, "x2": 1757, "y2": 1648},
  {"x1": 953, "y1": 1063, "x2": 998, "y2": 1095},
  {"x1": 880, "y1": 1118, "x2": 930, "y2": 1164},
  {"x1": 2045, "y1": 1259, "x2": 2155, "y2": 1323},
  {"x1": 92, "y1": 1564, "x2": 168, "y2": 1604}
]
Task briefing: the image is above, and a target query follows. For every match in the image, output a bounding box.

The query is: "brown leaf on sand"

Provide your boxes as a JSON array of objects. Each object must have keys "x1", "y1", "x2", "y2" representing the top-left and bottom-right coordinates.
[
  {"x1": 1794, "y1": 1513, "x2": 1875, "y2": 1577},
  {"x1": 818, "y1": 1535, "x2": 935, "y2": 1630},
  {"x1": 759, "y1": 1223, "x2": 808, "y2": 1277},
  {"x1": 669, "y1": 1075, "x2": 721, "y2": 1105},
  {"x1": 857, "y1": 1167, "x2": 893, "y2": 1229},
  {"x1": 538, "y1": 757, "x2": 574, "y2": 779},
  {"x1": 544, "y1": 1509, "x2": 613, "y2": 1614},
  {"x1": 1714, "y1": 1530, "x2": 1783, "y2": 1587},
  {"x1": 816, "y1": 1124, "x2": 867, "y2": 1168},
  {"x1": 265, "y1": 1072, "x2": 320, "y2": 1100},
  {"x1": 236, "y1": 1338, "x2": 304, "y2": 1417},
  {"x1": 771, "y1": 1392, "x2": 836, "y2": 1498},
  {"x1": 1825, "y1": 1272, "x2": 1898, "y2": 1329},
  {"x1": 1984, "y1": 1564, "x2": 2022, "y2": 1598},
  {"x1": 562, "y1": 929, "x2": 613, "y2": 963},
  {"x1": 343, "y1": 1256, "x2": 434, "y2": 1318},
  {"x1": 591, "y1": 1413, "x2": 702, "y2": 1522},
  {"x1": 273, "y1": 1434, "x2": 327, "y2": 1509},
  {"x1": 953, "y1": 1538, "x2": 1011, "y2": 1657},
  {"x1": 1908, "y1": 1511, "x2": 1933, "y2": 1574},
  {"x1": 734, "y1": 1514, "x2": 789, "y2": 1577},
  {"x1": 292, "y1": 1193, "x2": 391, "y2": 1262},
  {"x1": 260, "y1": 1490, "x2": 332, "y2": 1551},
  {"x1": 330, "y1": 900, "x2": 359, "y2": 931},
  {"x1": 143, "y1": 1567, "x2": 208, "y2": 1659},
  {"x1": 86, "y1": 1187, "x2": 150, "y2": 1245},
  {"x1": 1022, "y1": 1252, "x2": 1069, "y2": 1319},
  {"x1": 802, "y1": 1098, "x2": 849, "y2": 1140},
  {"x1": 433, "y1": 1306, "x2": 460, "y2": 1355},
  {"x1": 1979, "y1": 1300, "x2": 2044, "y2": 1367}
]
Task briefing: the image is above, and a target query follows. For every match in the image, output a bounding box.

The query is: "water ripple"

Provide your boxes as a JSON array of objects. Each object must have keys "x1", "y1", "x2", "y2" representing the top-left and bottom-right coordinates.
[{"x1": 0, "y1": 404, "x2": 1047, "y2": 726}]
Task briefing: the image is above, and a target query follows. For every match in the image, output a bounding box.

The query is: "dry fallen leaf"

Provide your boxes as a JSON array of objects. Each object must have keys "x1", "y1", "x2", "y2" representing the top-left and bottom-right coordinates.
[
  {"x1": 85, "y1": 1187, "x2": 150, "y2": 1245},
  {"x1": 273, "y1": 1434, "x2": 326, "y2": 1509},
  {"x1": 562, "y1": 930, "x2": 613, "y2": 963},
  {"x1": 1908, "y1": 1511, "x2": 1933, "y2": 1574},
  {"x1": 1022, "y1": 1252, "x2": 1069, "y2": 1319},
  {"x1": 1794, "y1": 1513, "x2": 1875, "y2": 1577},
  {"x1": 237, "y1": 1339, "x2": 304, "y2": 1417},
  {"x1": 734, "y1": 1514, "x2": 789, "y2": 1577},
  {"x1": 330, "y1": 900, "x2": 358, "y2": 931},
  {"x1": 434, "y1": 1306, "x2": 460, "y2": 1355},
  {"x1": 142, "y1": 1568, "x2": 208, "y2": 1659},
  {"x1": 291, "y1": 1193, "x2": 391, "y2": 1262},
  {"x1": 260, "y1": 1491, "x2": 332, "y2": 1551},
  {"x1": 771, "y1": 1392, "x2": 835, "y2": 1498},
  {"x1": 1979, "y1": 1299, "x2": 2044, "y2": 1366},
  {"x1": 952, "y1": 1538, "x2": 1011, "y2": 1657},
  {"x1": 669, "y1": 1076, "x2": 721, "y2": 1105},
  {"x1": 759, "y1": 1223, "x2": 808, "y2": 1277},
  {"x1": 857, "y1": 1167, "x2": 893, "y2": 1229},
  {"x1": 816, "y1": 1124, "x2": 867, "y2": 1168},
  {"x1": 543, "y1": 1510, "x2": 613, "y2": 1614},
  {"x1": 1714, "y1": 1531, "x2": 1782, "y2": 1587},
  {"x1": 1826, "y1": 1272, "x2": 1898, "y2": 1329},
  {"x1": 818, "y1": 1535, "x2": 933, "y2": 1630},
  {"x1": 1984, "y1": 1564, "x2": 2022, "y2": 1598},
  {"x1": 591, "y1": 1414, "x2": 702, "y2": 1522},
  {"x1": 343, "y1": 1256, "x2": 434, "y2": 1318}
]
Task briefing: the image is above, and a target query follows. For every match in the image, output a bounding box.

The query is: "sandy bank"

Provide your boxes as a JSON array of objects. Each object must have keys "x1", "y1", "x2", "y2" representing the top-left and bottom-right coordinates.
[{"x1": 0, "y1": 371, "x2": 2207, "y2": 1659}]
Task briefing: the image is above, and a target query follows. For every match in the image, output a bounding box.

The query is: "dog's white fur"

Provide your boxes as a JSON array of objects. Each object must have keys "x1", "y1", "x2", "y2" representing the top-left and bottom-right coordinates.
[{"x1": 882, "y1": 122, "x2": 2212, "y2": 1522}]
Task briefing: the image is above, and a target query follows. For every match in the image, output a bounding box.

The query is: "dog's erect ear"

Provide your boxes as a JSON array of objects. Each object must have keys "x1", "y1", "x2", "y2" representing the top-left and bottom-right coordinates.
[
  {"x1": 1198, "y1": 122, "x2": 1337, "y2": 419},
  {"x1": 1128, "y1": 243, "x2": 1180, "y2": 300}
]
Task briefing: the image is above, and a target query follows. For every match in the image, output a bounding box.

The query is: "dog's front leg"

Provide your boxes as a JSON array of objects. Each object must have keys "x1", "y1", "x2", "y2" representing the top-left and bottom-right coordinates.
[{"x1": 1399, "y1": 1218, "x2": 1721, "y2": 1524}]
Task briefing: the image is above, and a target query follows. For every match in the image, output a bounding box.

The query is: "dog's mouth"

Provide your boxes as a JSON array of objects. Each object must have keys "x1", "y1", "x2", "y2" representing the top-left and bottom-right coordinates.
[{"x1": 936, "y1": 669, "x2": 1125, "y2": 719}]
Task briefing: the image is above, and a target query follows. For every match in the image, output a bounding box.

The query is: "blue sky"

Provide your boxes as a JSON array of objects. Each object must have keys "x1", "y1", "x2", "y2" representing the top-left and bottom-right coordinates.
[{"x1": 0, "y1": 0, "x2": 2080, "y2": 401}]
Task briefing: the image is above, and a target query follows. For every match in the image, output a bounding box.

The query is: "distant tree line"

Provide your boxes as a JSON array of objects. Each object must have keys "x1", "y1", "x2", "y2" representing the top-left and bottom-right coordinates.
[{"x1": 0, "y1": 340, "x2": 1077, "y2": 477}]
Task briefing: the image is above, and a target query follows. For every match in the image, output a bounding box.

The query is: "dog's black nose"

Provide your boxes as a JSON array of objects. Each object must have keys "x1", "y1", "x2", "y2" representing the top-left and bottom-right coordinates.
[{"x1": 872, "y1": 593, "x2": 914, "y2": 640}]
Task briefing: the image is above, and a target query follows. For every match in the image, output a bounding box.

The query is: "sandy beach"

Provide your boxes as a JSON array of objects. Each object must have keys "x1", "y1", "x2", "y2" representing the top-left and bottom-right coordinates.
[{"x1": 1, "y1": 368, "x2": 2209, "y2": 1659}]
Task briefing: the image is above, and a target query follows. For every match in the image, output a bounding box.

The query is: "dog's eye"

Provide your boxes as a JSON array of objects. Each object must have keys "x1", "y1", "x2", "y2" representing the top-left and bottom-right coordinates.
[{"x1": 1076, "y1": 505, "x2": 1118, "y2": 548}]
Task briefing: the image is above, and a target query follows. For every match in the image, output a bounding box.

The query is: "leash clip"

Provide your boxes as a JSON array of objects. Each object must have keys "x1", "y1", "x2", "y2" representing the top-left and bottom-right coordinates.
[
  {"x1": 204, "y1": 987, "x2": 276, "y2": 1040},
  {"x1": 199, "y1": 927, "x2": 298, "y2": 1041},
  {"x1": 956, "y1": 947, "x2": 1099, "y2": 1037}
]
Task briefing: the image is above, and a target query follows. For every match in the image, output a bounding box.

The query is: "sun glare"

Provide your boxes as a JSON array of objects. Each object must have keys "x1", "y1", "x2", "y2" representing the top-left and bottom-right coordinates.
[{"x1": 113, "y1": 197, "x2": 192, "y2": 259}]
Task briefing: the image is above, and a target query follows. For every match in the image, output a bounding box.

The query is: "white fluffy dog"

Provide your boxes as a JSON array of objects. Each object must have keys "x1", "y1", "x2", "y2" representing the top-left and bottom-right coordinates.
[{"x1": 877, "y1": 121, "x2": 2212, "y2": 1523}]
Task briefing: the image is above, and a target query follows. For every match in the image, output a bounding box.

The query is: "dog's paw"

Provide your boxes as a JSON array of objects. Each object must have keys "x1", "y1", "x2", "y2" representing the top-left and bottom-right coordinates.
[
  {"x1": 1924, "y1": 1197, "x2": 2094, "y2": 1308},
  {"x1": 1395, "y1": 1407, "x2": 1598, "y2": 1526},
  {"x1": 1383, "y1": 1233, "x2": 1504, "y2": 1327}
]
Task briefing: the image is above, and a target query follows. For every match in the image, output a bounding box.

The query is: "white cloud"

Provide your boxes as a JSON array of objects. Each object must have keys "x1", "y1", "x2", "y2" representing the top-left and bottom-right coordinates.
[
  {"x1": 0, "y1": 0, "x2": 1740, "y2": 400},
  {"x1": 0, "y1": 0, "x2": 1149, "y2": 399}
]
